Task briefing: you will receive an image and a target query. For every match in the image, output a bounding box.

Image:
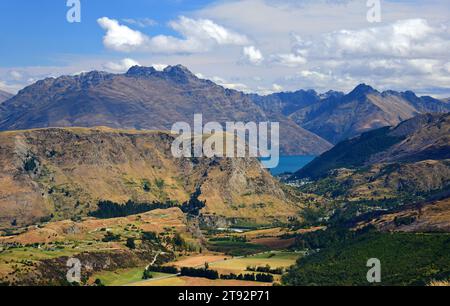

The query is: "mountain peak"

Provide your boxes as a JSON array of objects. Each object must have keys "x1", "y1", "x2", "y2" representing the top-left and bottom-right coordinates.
[
  {"x1": 162, "y1": 65, "x2": 196, "y2": 83},
  {"x1": 163, "y1": 64, "x2": 191, "y2": 74},
  {"x1": 350, "y1": 83, "x2": 377, "y2": 95},
  {"x1": 126, "y1": 64, "x2": 196, "y2": 83},
  {"x1": 126, "y1": 66, "x2": 157, "y2": 77}
]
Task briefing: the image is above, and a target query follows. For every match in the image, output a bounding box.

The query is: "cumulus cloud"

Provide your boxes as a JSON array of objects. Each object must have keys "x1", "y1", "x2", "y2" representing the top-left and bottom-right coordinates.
[
  {"x1": 243, "y1": 46, "x2": 264, "y2": 65},
  {"x1": 211, "y1": 76, "x2": 250, "y2": 92},
  {"x1": 9, "y1": 71, "x2": 23, "y2": 81},
  {"x1": 270, "y1": 53, "x2": 307, "y2": 67},
  {"x1": 98, "y1": 17, "x2": 146, "y2": 52},
  {"x1": 103, "y1": 58, "x2": 140, "y2": 72},
  {"x1": 98, "y1": 16, "x2": 249, "y2": 54},
  {"x1": 302, "y1": 19, "x2": 450, "y2": 59},
  {"x1": 0, "y1": 80, "x2": 19, "y2": 94},
  {"x1": 272, "y1": 83, "x2": 283, "y2": 91}
]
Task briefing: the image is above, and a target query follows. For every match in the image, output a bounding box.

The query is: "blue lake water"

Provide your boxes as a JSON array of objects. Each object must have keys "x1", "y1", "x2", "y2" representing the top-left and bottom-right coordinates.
[{"x1": 261, "y1": 155, "x2": 316, "y2": 176}]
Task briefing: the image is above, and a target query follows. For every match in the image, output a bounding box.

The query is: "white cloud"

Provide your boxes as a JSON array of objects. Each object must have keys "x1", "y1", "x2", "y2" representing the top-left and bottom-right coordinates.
[
  {"x1": 211, "y1": 76, "x2": 249, "y2": 92},
  {"x1": 272, "y1": 83, "x2": 283, "y2": 91},
  {"x1": 169, "y1": 16, "x2": 249, "y2": 46},
  {"x1": 103, "y1": 58, "x2": 140, "y2": 72},
  {"x1": 9, "y1": 71, "x2": 23, "y2": 81},
  {"x1": 0, "y1": 80, "x2": 19, "y2": 94},
  {"x1": 98, "y1": 16, "x2": 249, "y2": 54},
  {"x1": 304, "y1": 19, "x2": 450, "y2": 59},
  {"x1": 271, "y1": 53, "x2": 307, "y2": 67},
  {"x1": 98, "y1": 17, "x2": 146, "y2": 52},
  {"x1": 243, "y1": 46, "x2": 264, "y2": 65},
  {"x1": 122, "y1": 18, "x2": 158, "y2": 28},
  {"x1": 152, "y1": 64, "x2": 168, "y2": 71}
]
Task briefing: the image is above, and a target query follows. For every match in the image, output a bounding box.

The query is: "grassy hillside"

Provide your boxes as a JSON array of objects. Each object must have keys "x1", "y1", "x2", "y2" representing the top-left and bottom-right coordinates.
[{"x1": 0, "y1": 208, "x2": 187, "y2": 285}]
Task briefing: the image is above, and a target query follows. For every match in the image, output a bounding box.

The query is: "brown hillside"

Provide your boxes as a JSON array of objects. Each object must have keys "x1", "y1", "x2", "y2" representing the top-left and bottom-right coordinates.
[{"x1": 0, "y1": 127, "x2": 301, "y2": 229}]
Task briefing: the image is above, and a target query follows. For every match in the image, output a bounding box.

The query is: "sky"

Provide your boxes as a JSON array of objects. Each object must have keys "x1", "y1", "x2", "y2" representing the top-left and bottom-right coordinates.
[{"x1": 1, "y1": 0, "x2": 450, "y2": 97}]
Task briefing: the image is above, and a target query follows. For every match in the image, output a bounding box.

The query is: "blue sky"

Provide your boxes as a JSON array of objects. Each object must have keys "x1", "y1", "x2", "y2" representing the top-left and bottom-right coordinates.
[
  {"x1": 0, "y1": 0, "x2": 215, "y2": 66},
  {"x1": 1, "y1": 0, "x2": 450, "y2": 97}
]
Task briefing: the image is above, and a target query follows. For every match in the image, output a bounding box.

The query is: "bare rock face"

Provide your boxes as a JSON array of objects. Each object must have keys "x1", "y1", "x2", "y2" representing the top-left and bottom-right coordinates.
[
  {"x1": 0, "y1": 65, "x2": 331, "y2": 155},
  {"x1": 0, "y1": 127, "x2": 301, "y2": 229}
]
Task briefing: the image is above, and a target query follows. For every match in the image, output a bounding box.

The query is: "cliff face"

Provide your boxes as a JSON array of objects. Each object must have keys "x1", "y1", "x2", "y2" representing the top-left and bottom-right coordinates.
[{"x1": 0, "y1": 127, "x2": 301, "y2": 229}]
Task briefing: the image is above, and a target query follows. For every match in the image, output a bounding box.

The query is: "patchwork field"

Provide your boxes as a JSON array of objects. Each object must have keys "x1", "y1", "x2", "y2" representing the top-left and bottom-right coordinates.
[
  {"x1": 127, "y1": 251, "x2": 300, "y2": 286},
  {"x1": 210, "y1": 252, "x2": 301, "y2": 273},
  {"x1": 0, "y1": 205, "x2": 303, "y2": 286}
]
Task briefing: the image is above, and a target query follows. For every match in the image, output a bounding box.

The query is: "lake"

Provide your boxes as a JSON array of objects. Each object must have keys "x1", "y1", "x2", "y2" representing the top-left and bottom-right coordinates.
[{"x1": 261, "y1": 155, "x2": 315, "y2": 176}]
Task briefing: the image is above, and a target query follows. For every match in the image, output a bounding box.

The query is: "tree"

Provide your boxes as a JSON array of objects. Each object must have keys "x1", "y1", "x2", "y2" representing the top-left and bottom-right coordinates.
[
  {"x1": 102, "y1": 231, "x2": 121, "y2": 242},
  {"x1": 126, "y1": 237, "x2": 136, "y2": 249},
  {"x1": 142, "y1": 231, "x2": 158, "y2": 242},
  {"x1": 142, "y1": 269, "x2": 153, "y2": 280},
  {"x1": 142, "y1": 181, "x2": 151, "y2": 192}
]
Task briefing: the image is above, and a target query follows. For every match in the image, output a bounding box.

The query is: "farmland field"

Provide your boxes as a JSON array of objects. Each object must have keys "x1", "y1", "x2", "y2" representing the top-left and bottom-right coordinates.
[
  {"x1": 133, "y1": 276, "x2": 272, "y2": 287},
  {"x1": 165, "y1": 255, "x2": 231, "y2": 268},
  {"x1": 89, "y1": 266, "x2": 172, "y2": 286}
]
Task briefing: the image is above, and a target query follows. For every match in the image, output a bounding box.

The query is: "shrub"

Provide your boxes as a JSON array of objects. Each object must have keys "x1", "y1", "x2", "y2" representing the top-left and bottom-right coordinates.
[
  {"x1": 102, "y1": 231, "x2": 121, "y2": 242},
  {"x1": 126, "y1": 238, "x2": 136, "y2": 249}
]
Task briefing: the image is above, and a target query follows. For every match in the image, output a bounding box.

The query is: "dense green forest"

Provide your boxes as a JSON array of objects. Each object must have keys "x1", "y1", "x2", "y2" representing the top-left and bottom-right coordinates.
[{"x1": 283, "y1": 231, "x2": 450, "y2": 286}]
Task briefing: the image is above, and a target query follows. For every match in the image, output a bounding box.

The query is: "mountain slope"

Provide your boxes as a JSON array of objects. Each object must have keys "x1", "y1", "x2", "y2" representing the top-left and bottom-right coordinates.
[
  {"x1": 0, "y1": 89, "x2": 12, "y2": 103},
  {"x1": 250, "y1": 90, "x2": 343, "y2": 117},
  {"x1": 293, "y1": 113, "x2": 450, "y2": 180},
  {"x1": 0, "y1": 127, "x2": 302, "y2": 229},
  {"x1": 0, "y1": 65, "x2": 331, "y2": 155},
  {"x1": 360, "y1": 197, "x2": 450, "y2": 233},
  {"x1": 289, "y1": 84, "x2": 450, "y2": 144}
]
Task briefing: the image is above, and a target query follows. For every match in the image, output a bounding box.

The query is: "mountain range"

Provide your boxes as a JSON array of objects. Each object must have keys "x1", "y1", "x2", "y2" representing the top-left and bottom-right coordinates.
[
  {"x1": 253, "y1": 84, "x2": 450, "y2": 144},
  {"x1": 1, "y1": 65, "x2": 449, "y2": 156},
  {"x1": 293, "y1": 113, "x2": 450, "y2": 180},
  {"x1": 0, "y1": 65, "x2": 330, "y2": 156}
]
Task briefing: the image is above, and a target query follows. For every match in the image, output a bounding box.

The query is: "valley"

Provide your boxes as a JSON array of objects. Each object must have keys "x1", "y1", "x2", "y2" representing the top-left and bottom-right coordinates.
[{"x1": 0, "y1": 67, "x2": 449, "y2": 286}]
